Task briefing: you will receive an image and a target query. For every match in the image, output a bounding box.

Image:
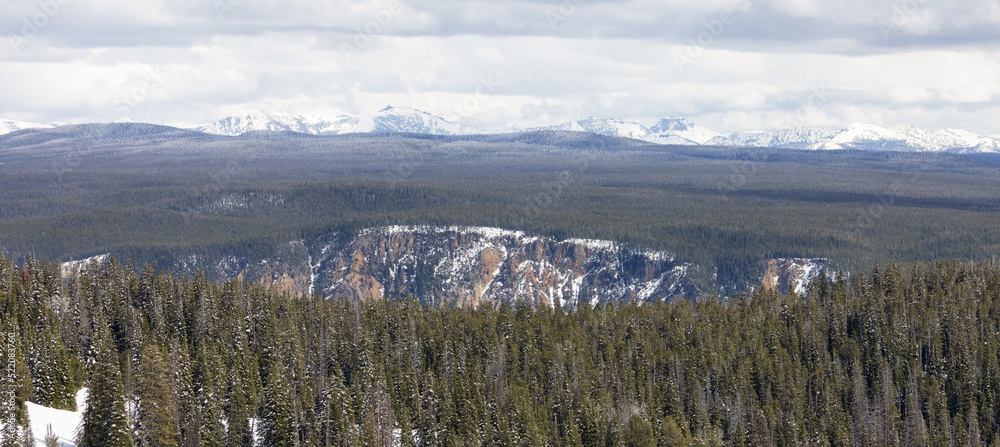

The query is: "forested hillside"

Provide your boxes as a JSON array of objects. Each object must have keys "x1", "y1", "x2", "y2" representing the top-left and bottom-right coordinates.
[
  {"x1": 1, "y1": 127, "x2": 999, "y2": 295},
  {"x1": 1, "y1": 256, "x2": 999, "y2": 446}
]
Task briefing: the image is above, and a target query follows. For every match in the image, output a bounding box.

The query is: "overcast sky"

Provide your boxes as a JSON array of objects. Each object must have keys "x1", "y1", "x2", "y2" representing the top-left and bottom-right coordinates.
[{"x1": 1, "y1": 0, "x2": 999, "y2": 134}]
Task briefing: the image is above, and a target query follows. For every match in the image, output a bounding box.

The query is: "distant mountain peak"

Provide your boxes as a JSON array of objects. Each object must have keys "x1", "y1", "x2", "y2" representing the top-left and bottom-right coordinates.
[
  {"x1": 13, "y1": 108, "x2": 993, "y2": 154},
  {"x1": 650, "y1": 117, "x2": 693, "y2": 133},
  {"x1": 188, "y1": 109, "x2": 1000, "y2": 153}
]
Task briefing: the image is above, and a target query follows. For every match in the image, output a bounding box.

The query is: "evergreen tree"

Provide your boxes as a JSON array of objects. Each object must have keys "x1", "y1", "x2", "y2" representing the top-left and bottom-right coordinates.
[
  {"x1": 135, "y1": 342, "x2": 179, "y2": 447},
  {"x1": 623, "y1": 414, "x2": 655, "y2": 447},
  {"x1": 44, "y1": 424, "x2": 58, "y2": 447},
  {"x1": 77, "y1": 323, "x2": 134, "y2": 447},
  {"x1": 257, "y1": 363, "x2": 296, "y2": 447},
  {"x1": 224, "y1": 377, "x2": 253, "y2": 447},
  {"x1": 18, "y1": 411, "x2": 32, "y2": 447}
]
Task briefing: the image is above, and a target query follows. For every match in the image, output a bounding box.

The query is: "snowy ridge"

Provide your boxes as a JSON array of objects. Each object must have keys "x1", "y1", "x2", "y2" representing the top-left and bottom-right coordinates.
[
  {"x1": 193, "y1": 108, "x2": 1000, "y2": 153},
  {"x1": 197, "y1": 106, "x2": 483, "y2": 136},
  {"x1": 806, "y1": 123, "x2": 1000, "y2": 152},
  {"x1": 714, "y1": 127, "x2": 842, "y2": 149},
  {"x1": 0, "y1": 119, "x2": 55, "y2": 136}
]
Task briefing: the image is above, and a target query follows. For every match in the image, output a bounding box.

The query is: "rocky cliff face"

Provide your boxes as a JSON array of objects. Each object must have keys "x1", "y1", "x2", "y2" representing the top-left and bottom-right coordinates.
[
  {"x1": 161, "y1": 226, "x2": 703, "y2": 308},
  {"x1": 61, "y1": 231, "x2": 832, "y2": 306},
  {"x1": 311, "y1": 226, "x2": 702, "y2": 308},
  {"x1": 761, "y1": 258, "x2": 826, "y2": 295}
]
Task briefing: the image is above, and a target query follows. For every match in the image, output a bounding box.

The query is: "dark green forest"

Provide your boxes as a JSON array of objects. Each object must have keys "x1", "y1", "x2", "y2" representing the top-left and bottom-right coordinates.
[
  {"x1": 1, "y1": 129, "x2": 1000, "y2": 294},
  {"x1": 2, "y1": 256, "x2": 1000, "y2": 446}
]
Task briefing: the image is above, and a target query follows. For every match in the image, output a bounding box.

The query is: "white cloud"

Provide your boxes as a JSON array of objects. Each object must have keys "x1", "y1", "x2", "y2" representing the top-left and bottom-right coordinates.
[{"x1": 0, "y1": 0, "x2": 996, "y2": 134}]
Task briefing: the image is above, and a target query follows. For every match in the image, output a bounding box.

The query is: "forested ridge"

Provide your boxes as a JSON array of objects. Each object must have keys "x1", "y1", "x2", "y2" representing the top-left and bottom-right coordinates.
[
  {"x1": 2, "y1": 256, "x2": 1000, "y2": 446},
  {"x1": 3, "y1": 129, "x2": 1000, "y2": 295}
]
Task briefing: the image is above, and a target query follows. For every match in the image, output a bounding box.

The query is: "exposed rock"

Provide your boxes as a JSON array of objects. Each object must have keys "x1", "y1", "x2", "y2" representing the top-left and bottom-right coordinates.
[
  {"x1": 761, "y1": 258, "x2": 826, "y2": 295},
  {"x1": 178, "y1": 226, "x2": 703, "y2": 308},
  {"x1": 60, "y1": 254, "x2": 110, "y2": 278},
  {"x1": 313, "y1": 226, "x2": 702, "y2": 308}
]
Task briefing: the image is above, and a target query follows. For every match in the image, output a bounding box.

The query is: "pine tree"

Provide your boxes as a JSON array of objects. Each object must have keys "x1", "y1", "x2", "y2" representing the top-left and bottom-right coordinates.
[
  {"x1": 319, "y1": 368, "x2": 354, "y2": 447},
  {"x1": 194, "y1": 342, "x2": 225, "y2": 447},
  {"x1": 77, "y1": 323, "x2": 135, "y2": 447},
  {"x1": 224, "y1": 377, "x2": 252, "y2": 447},
  {"x1": 623, "y1": 414, "x2": 654, "y2": 447},
  {"x1": 44, "y1": 424, "x2": 58, "y2": 447},
  {"x1": 18, "y1": 411, "x2": 32, "y2": 447},
  {"x1": 135, "y1": 342, "x2": 179, "y2": 447},
  {"x1": 30, "y1": 328, "x2": 76, "y2": 410},
  {"x1": 257, "y1": 362, "x2": 296, "y2": 447},
  {"x1": 168, "y1": 337, "x2": 198, "y2": 447}
]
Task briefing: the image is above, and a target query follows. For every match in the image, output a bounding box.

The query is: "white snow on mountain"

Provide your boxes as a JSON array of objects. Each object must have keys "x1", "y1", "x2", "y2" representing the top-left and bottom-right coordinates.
[
  {"x1": 714, "y1": 127, "x2": 842, "y2": 149},
  {"x1": 5, "y1": 109, "x2": 999, "y2": 153},
  {"x1": 533, "y1": 117, "x2": 658, "y2": 141},
  {"x1": 195, "y1": 110, "x2": 355, "y2": 135},
  {"x1": 0, "y1": 119, "x2": 55, "y2": 135},
  {"x1": 648, "y1": 117, "x2": 723, "y2": 145},
  {"x1": 527, "y1": 116, "x2": 723, "y2": 145},
  {"x1": 197, "y1": 106, "x2": 482, "y2": 136},
  {"x1": 192, "y1": 108, "x2": 1000, "y2": 153},
  {"x1": 804, "y1": 123, "x2": 1000, "y2": 152}
]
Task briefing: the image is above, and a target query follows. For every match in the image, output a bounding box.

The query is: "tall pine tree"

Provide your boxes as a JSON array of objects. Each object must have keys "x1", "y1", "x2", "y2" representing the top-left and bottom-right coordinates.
[{"x1": 77, "y1": 321, "x2": 134, "y2": 447}]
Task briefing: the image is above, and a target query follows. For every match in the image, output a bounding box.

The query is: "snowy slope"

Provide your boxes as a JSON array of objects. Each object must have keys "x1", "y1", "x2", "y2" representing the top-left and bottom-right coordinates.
[
  {"x1": 355, "y1": 106, "x2": 482, "y2": 135},
  {"x1": 532, "y1": 117, "x2": 656, "y2": 141},
  {"x1": 715, "y1": 127, "x2": 842, "y2": 149},
  {"x1": 25, "y1": 388, "x2": 87, "y2": 447},
  {"x1": 800, "y1": 123, "x2": 1000, "y2": 152},
  {"x1": 0, "y1": 119, "x2": 55, "y2": 135}
]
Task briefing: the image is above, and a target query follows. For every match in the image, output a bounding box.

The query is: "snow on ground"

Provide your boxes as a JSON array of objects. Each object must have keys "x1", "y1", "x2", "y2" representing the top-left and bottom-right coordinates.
[
  {"x1": 26, "y1": 388, "x2": 86, "y2": 447},
  {"x1": 26, "y1": 391, "x2": 254, "y2": 447}
]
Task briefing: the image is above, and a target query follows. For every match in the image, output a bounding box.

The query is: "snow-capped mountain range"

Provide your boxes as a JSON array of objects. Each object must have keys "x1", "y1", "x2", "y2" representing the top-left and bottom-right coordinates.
[
  {"x1": 3, "y1": 107, "x2": 999, "y2": 153},
  {"x1": 194, "y1": 106, "x2": 485, "y2": 136}
]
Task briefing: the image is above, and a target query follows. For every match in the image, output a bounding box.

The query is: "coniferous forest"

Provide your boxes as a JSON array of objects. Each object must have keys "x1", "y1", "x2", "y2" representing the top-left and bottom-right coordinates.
[{"x1": 2, "y1": 256, "x2": 1000, "y2": 446}]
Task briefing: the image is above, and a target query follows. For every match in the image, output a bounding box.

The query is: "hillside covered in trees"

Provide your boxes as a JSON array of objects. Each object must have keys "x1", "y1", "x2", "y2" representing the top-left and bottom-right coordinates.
[
  {"x1": 1, "y1": 126, "x2": 999, "y2": 295},
  {"x1": 0, "y1": 256, "x2": 999, "y2": 446}
]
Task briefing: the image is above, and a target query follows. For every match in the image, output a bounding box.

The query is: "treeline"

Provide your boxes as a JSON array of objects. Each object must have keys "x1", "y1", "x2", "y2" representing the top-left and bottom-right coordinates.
[{"x1": 1, "y1": 257, "x2": 1000, "y2": 446}]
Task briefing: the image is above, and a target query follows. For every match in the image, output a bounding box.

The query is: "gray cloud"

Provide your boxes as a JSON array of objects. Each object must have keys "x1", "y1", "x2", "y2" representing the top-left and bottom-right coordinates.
[{"x1": 0, "y1": 0, "x2": 997, "y2": 134}]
